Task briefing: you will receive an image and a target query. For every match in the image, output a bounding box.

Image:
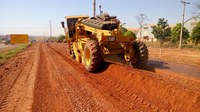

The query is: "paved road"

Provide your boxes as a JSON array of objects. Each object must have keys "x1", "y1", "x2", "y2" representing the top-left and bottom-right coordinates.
[
  {"x1": 148, "y1": 59, "x2": 200, "y2": 78},
  {"x1": 0, "y1": 44, "x2": 14, "y2": 50},
  {"x1": 105, "y1": 55, "x2": 200, "y2": 78}
]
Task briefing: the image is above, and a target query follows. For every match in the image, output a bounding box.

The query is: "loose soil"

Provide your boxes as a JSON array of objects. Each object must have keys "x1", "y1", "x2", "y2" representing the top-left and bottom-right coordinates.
[{"x1": 0, "y1": 43, "x2": 200, "y2": 112}]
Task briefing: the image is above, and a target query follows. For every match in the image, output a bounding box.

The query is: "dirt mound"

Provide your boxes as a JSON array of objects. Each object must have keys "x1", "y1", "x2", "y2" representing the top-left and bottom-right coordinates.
[{"x1": 98, "y1": 64, "x2": 200, "y2": 111}]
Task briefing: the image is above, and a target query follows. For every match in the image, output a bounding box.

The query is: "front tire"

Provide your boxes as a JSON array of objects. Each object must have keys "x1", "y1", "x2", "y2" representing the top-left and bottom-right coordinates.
[
  {"x1": 130, "y1": 41, "x2": 149, "y2": 68},
  {"x1": 84, "y1": 40, "x2": 102, "y2": 72}
]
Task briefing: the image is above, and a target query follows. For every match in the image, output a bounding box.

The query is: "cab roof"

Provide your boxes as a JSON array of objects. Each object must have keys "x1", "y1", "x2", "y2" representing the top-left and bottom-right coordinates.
[{"x1": 65, "y1": 15, "x2": 89, "y2": 19}]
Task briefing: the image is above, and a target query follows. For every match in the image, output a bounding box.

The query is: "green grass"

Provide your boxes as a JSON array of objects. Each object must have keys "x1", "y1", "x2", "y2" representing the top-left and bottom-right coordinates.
[{"x1": 0, "y1": 44, "x2": 28, "y2": 63}]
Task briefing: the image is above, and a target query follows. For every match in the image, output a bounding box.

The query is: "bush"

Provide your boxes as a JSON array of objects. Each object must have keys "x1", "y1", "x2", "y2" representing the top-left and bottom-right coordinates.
[
  {"x1": 123, "y1": 30, "x2": 136, "y2": 39},
  {"x1": 191, "y1": 21, "x2": 200, "y2": 45},
  {"x1": 120, "y1": 26, "x2": 128, "y2": 34},
  {"x1": 58, "y1": 34, "x2": 66, "y2": 42},
  {"x1": 171, "y1": 23, "x2": 189, "y2": 43}
]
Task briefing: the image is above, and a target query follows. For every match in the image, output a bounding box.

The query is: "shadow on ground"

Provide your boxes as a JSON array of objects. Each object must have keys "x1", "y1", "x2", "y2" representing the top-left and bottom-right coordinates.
[
  {"x1": 96, "y1": 62, "x2": 111, "y2": 73},
  {"x1": 103, "y1": 54, "x2": 170, "y2": 73},
  {"x1": 144, "y1": 59, "x2": 170, "y2": 72}
]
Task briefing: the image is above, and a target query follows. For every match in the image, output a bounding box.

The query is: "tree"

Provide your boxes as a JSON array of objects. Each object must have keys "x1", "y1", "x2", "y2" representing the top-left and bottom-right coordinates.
[
  {"x1": 171, "y1": 23, "x2": 189, "y2": 44},
  {"x1": 136, "y1": 14, "x2": 148, "y2": 38},
  {"x1": 58, "y1": 34, "x2": 66, "y2": 42},
  {"x1": 123, "y1": 30, "x2": 136, "y2": 39},
  {"x1": 191, "y1": 21, "x2": 200, "y2": 45},
  {"x1": 151, "y1": 18, "x2": 171, "y2": 47}
]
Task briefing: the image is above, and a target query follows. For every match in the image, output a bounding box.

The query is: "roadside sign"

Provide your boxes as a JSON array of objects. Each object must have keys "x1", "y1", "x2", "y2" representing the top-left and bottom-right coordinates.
[{"x1": 10, "y1": 34, "x2": 29, "y2": 44}]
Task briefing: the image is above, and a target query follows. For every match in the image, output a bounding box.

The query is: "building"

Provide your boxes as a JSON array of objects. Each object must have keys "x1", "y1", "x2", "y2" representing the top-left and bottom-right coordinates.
[
  {"x1": 184, "y1": 17, "x2": 200, "y2": 34},
  {"x1": 136, "y1": 24, "x2": 157, "y2": 42}
]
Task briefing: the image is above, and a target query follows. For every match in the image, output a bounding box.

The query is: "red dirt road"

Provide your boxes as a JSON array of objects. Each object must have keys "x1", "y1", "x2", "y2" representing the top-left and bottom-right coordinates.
[{"x1": 0, "y1": 43, "x2": 200, "y2": 112}]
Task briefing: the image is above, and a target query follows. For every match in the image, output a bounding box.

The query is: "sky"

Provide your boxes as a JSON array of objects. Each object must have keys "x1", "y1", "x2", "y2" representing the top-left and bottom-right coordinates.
[{"x1": 0, "y1": 0, "x2": 199, "y2": 36}]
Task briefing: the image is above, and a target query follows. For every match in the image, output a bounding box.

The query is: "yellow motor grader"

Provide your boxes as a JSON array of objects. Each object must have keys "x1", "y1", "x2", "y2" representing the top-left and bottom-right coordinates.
[{"x1": 61, "y1": 13, "x2": 148, "y2": 72}]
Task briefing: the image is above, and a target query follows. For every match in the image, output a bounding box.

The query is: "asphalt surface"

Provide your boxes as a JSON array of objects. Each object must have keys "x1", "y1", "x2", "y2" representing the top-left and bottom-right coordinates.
[
  {"x1": 0, "y1": 44, "x2": 15, "y2": 50},
  {"x1": 105, "y1": 54, "x2": 200, "y2": 78},
  {"x1": 148, "y1": 59, "x2": 200, "y2": 78}
]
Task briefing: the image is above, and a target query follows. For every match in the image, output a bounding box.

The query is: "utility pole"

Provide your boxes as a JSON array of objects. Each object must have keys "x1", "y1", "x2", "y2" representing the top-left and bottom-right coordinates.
[
  {"x1": 93, "y1": 0, "x2": 96, "y2": 17},
  {"x1": 179, "y1": 0, "x2": 190, "y2": 49},
  {"x1": 50, "y1": 20, "x2": 52, "y2": 38}
]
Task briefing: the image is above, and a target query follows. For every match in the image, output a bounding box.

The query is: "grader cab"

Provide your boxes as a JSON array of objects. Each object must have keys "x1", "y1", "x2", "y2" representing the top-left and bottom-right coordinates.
[{"x1": 61, "y1": 13, "x2": 148, "y2": 72}]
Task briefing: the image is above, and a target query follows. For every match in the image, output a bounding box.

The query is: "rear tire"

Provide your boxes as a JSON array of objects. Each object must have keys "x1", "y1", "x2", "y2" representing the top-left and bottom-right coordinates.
[
  {"x1": 130, "y1": 41, "x2": 148, "y2": 68},
  {"x1": 84, "y1": 40, "x2": 102, "y2": 72}
]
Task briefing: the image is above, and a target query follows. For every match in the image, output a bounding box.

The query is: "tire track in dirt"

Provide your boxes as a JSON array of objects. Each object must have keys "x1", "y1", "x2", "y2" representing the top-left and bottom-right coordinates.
[
  {"x1": 48, "y1": 43, "x2": 200, "y2": 112},
  {"x1": 32, "y1": 43, "x2": 73, "y2": 112},
  {"x1": 0, "y1": 53, "x2": 32, "y2": 102},
  {"x1": 45, "y1": 43, "x2": 118, "y2": 111},
  {"x1": 47, "y1": 43, "x2": 160, "y2": 111},
  {"x1": 87, "y1": 74, "x2": 159, "y2": 112},
  {"x1": 0, "y1": 43, "x2": 40, "y2": 112},
  {"x1": 0, "y1": 47, "x2": 33, "y2": 109}
]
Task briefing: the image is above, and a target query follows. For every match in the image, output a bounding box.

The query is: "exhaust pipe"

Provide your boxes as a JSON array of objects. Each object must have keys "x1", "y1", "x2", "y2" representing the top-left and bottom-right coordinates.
[{"x1": 93, "y1": 0, "x2": 96, "y2": 18}]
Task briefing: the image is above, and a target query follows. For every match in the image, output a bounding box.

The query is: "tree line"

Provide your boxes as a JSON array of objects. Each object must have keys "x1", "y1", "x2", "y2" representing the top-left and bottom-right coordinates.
[{"x1": 151, "y1": 18, "x2": 200, "y2": 47}]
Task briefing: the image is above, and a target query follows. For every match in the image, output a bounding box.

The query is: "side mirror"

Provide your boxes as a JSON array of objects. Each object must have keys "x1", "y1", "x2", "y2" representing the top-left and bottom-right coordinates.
[{"x1": 61, "y1": 21, "x2": 65, "y2": 28}]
